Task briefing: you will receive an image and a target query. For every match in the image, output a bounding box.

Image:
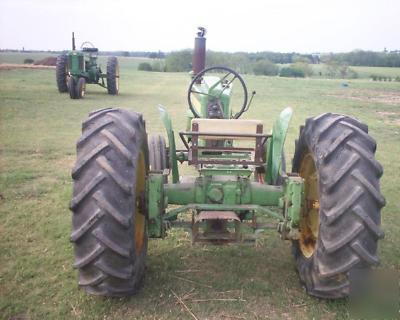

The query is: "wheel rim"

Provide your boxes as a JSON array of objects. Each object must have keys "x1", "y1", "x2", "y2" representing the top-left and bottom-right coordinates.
[
  {"x1": 299, "y1": 152, "x2": 320, "y2": 258},
  {"x1": 134, "y1": 151, "x2": 146, "y2": 254}
]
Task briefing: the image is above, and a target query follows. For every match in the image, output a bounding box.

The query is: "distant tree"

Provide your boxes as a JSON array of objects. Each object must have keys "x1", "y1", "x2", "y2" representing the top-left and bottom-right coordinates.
[
  {"x1": 339, "y1": 63, "x2": 349, "y2": 78},
  {"x1": 206, "y1": 51, "x2": 247, "y2": 73},
  {"x1": 279, "y1": 66, "x2": 305, "y2": 78},
  {"x1": 165, "y1": 50, "x2": 192, "y2": 72},
  {"x1": 325, "y1": 59, "x2": 358, "y2": 79},
  {"x1": 291, "y1": 61, "x2": 313, "y2": 77},
  {"x1": 321, "y1": 50, "x2": 400, "y2": 67},
  {"x1": 325, "y1": 59, "x2": 340, "y2": 78},
  {"x1": 157, "y1": 51, "x2": 165, "y2": 59},
  {"x1": 148, "y1": 52, "x2": 158, "y2": 59},
  {"x1": 138, "y1": 62, "x2": 152, "y2": 71},
  {"x1": 292, "y1": 55, "x2": 311, "y2": 64},
  {"x1": 151, "y1": 60, "x2": 166, "y2": 72},
  {"x1": 252, "y1": 59, "x2": 279, "y2": 76},
  {"x1": 347, "y1": 68, "x2": 358, "y2": 79}
]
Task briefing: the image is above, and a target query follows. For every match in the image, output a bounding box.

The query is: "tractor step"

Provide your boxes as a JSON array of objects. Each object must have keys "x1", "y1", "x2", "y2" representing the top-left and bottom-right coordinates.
[{"x1": 195, "y1": 210, "x2": 240, "y2": 222}]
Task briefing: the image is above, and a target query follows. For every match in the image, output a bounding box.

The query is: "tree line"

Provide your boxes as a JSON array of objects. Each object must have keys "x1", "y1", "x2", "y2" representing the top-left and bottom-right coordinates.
[
  {"x1": 321, "y1": 50, "x2": 400, "y2": 68},
  {"x1": 130, "y1": 49, "x2": 400, "y2": 68},
  {"x1": 4, "y1": 48, "x2": 399, "y2": 68},
  {"x1": 138, "y1": 49, "x2": 400, "y2": 75}
]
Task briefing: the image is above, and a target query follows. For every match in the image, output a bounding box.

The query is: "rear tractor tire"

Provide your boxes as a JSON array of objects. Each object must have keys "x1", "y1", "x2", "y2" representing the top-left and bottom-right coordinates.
[
  {"x1": 56, "y1": 54, "x2": 68, "y2": 93},
  {"x1": 292, "y1": 113, "x2": 385, "y2": 298},
  {"x1": 70, "y1": 108, "x2": 149, "y2": 296},
  {"x1": 107, "y1": 57, "x2": 119, "y2": 95}
]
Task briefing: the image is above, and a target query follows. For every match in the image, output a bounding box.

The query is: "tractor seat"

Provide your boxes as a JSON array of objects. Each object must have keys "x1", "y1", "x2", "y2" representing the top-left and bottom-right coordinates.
[
  {"x1": 82, "y1": 47, "x2": 99, "y2": 53},
  {"x1": 191, "y1": 118, "x2": 263, "y2": 140},
  {"x1": 186, "y1": 118, "x2": 268, "y2": 165}
]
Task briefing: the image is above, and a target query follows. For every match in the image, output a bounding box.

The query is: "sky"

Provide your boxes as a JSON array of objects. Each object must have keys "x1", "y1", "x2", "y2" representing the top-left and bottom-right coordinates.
[{"x1": 0, "y1": 0, "x2": 399, "y2": 53}]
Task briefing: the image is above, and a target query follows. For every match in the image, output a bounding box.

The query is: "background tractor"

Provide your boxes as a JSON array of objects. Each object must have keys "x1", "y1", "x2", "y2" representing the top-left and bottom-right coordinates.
[
  {"x1": 70, "y1": 28, "x2": 384, "y2": 299},
  {"x1": 56, "y1": 33, "x2": 119, "y2": 99}
]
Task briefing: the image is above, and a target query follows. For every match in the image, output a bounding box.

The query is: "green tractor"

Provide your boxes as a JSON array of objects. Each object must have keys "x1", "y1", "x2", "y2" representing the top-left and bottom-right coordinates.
[
  {"x1": 70, "y1": 28, "x2": 384, "y2": 298},
  {"x1": 56, "y1": 33, "x2": 119, "y2": 99}
]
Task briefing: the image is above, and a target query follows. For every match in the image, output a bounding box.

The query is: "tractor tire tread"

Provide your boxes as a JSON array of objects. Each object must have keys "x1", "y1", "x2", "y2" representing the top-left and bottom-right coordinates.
[
  {"x1": 292, "y1": 113, "x2": 384, "y2": 298},
  {"x1": 70, "y1": 108, "x2": 148, "y2": 297},
  {"x1": 107, "y1": 57, "x2": 119, "y2": 95},
  {"x1": 56, "y1": 54, "x2": 68, "y2": 92}
]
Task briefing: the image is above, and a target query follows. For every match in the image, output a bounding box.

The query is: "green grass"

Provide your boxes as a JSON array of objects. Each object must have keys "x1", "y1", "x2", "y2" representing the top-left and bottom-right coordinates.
[
  {"x1": 349, "y1": 66, "x2": 400, "y2": 79},
  {"x1": 0, "y1": 58, "x2": 399, "y2": 320}
]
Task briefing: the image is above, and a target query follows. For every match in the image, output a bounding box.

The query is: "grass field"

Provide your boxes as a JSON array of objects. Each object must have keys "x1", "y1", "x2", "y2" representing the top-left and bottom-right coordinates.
[
  {"x1": 0, "y1": 56, "x2": 399, "y2": 320},
  {"x1": 310, "y1": 64, "x2": 400, "y2": 80}
]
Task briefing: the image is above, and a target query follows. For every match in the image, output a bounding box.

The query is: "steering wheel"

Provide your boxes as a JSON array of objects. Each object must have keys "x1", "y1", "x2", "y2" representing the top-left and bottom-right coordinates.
[
  {"x1": 80, "y1": 41, "x2": 96, "y2": 49},
  {"x1": 187, "y1": 66, "x2": 248, "y2": 119}
]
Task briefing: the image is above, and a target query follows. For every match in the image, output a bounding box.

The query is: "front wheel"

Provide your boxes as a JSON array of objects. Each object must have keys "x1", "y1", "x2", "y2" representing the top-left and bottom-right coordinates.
[
  {"x1": 70, "y1": 108, "x2": 149, "y2": 296},
  {"x1": 292, "y1": 113, "x2": 385, "y2": 298},
  {"x1": 76, "y1": 77, "x2": 86, "y2": 99},
  {"x1": 68, "y1": 77, "x2": 77, "y2": 99}
]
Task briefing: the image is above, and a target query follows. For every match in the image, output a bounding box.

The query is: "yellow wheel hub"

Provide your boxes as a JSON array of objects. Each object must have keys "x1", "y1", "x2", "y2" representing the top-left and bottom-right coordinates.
[
  {"x1": 299, "y1": 152, "x2": 320, "y2": 258},
  {"x1": 134, "y1": 152, "x2": 146, "y2": 254}
]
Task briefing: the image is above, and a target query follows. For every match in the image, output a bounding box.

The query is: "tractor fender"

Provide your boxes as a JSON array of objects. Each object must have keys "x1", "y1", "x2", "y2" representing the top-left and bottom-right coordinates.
[
  {"x1": 158, "y1": 105, "x2": 179, "y2": 183},
  {"x1": 266, "y1": 107, "x2": 293, "y2": 184}
]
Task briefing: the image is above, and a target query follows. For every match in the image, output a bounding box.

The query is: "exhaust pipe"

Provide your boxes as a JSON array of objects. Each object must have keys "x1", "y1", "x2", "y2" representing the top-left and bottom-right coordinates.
[
  {"x1": 192, "y1": 27, "x2": 206, "y2": 78},
  {"x1": 72, "y1": 32, "x2": 76, "y2": 51}
]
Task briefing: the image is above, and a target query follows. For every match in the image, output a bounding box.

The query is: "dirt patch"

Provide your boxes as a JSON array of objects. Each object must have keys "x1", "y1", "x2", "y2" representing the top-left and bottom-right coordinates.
[
  {"x1": 376, "y1": 111, "x2": 400, "y2": 126},
  {"x1": 34, "y1": 57, "x2": 57, "y2": 66},
  {"x1": 328, "y1": 89, "x2": 400, "y2": 106},
  {"x1": 0, "y1": 63, "x2": 55, "y2": 71},
  {"x1": 54, "y1": 155, "x2": 75, "y2": 171},
  {"x1": 376, "y1": 111, "x2": 397, "y2": 117}
]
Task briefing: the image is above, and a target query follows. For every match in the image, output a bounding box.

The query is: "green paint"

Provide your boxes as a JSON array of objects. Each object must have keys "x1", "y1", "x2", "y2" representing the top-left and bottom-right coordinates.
[
  {"x1": 67, "y1": 50, "x2": 105, "y2": 85},
  {"x1": 158, "y1": 105, "x2": 179, "y2": 183},
  {"x1": 199, "y1": 167, "x2": 252, "y2": 177},
  {"x1": 147, "y1": 173, "x2": 165, "y2": 238},
  {"x1": 266, "y1": 107, "x2": 293, "y2": 184},
  {"x1": 284, "y1": 176, "x2": 304, "y2": 228},
  {"x1": 191, "y1": 75, "x2": 232, "y2": 119},
  {"x1": 153, "y1": 71, "x2": 301, "y2": 242},
  {"x1": 164, "y1": 176, "x2": 283, "y2": 207},
  {"x1": 277, "y1": 176, "x2": 304, "y2": 239}
]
